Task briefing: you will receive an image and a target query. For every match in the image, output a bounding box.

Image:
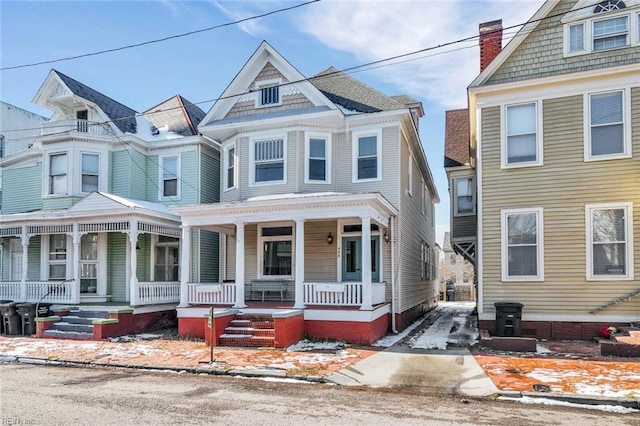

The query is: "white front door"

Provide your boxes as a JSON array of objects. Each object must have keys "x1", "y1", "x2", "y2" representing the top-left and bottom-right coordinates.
[
  {"x1": 80, "y1": 233, "x2": 99, "y2": 294},
  {"x1": 9, "y1": 239, "x2": 22, "y2": 281}
]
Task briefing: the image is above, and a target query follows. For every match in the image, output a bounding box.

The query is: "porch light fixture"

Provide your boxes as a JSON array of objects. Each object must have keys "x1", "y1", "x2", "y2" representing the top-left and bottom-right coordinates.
[
  {"x1": 327, "y1": 233, "x2": 334, "y2": 245},
  {"x1": 384, "y1": 231, "x2": 390, "y2": 243},
  {"x1": 136, "y1": 243, "x2": 141, "y2": 250}
]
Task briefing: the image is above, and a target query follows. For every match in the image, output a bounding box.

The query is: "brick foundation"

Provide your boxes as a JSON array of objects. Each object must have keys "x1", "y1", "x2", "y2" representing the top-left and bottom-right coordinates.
[
  {"x1": 93, "y1": 310, "x2": 176, "y2": 340},
  {"x1": 204, "y1": 313, "x2": 236, "y2": 346},
  {"x1": 304, "y1": 314, "x2": 389, "y2": 345},
  {"x1": 479, "y1": 320, "x2": 630, "y2": 341},
  {"x1": 274, "y1": 313, "x2": 304, "y2": 348},
  {"x1": 394, "y1": 298, "x2": 438, "y2": 331}
]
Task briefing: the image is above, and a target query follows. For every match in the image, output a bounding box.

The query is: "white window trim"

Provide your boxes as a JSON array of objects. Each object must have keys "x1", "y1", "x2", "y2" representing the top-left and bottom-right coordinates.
[
  {"x1": 158, "y1": 154, "x2": 181, "y2": 201},
  {"x1": 43, "y1": 151, "x2": 70, "y2": 197},
  {"x1": 407, "y1": 154, "x2": 413, "y2": 196},
  {"x1": 352, "y1": 128, "x2": 383, "y2": 183},
  {"x1": 585, "y1": 202, "x2": 634, "y2": 281},
  {"x1": 255, "y1": 78, "x2": 283, "y2": 108},
  {"x1": 249, "y1": 133, "x2": 287, "y2": 187},
  {"x1": 223, "y1": 142, "x2": 237, "y2": 192},
  {"x1": 501, "y1": 207, "x2": 544, "y2": 282},
  {"x1": 563, "y1": 8, "x2": 640, "y2": 57},
  {"x1": 78, "y1": 151, "x2": 102, "y2": 195},
  {"x1": 584, "y1": 89, "x2": 632, "y2": 161},
  {"x1": 421, "y1": 180, "x2": 426, "y2": 216},
  {"x1": 42, "y1": 234, "x2": 71, "y2": 281},
  {"x1": 453, "y1": 176, "x2": 476, "y2": 217},
  {"x1": 501, "y1": 101, "x2": 543, "y2": 168},
  {"x1": 257, "y1": 222, "x2": 295, "y2": 279},
  {"x1": 304, "y1": 132, "x2": 332, "y2": 184}
]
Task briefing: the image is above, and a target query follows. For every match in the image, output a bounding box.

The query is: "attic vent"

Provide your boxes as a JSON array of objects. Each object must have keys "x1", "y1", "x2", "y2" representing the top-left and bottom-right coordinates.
[{"x1": 594, "y1": 0, "x2": 626, "y2": 13}]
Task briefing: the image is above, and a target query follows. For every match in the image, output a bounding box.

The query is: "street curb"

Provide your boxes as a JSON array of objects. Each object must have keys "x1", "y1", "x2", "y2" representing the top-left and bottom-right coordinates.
[
  {"x1": 497, "y1": 390, "x2": 640, "y2": 409},
  {"x1": 1, "y1": 354, "x2": 326, "y2": 384}
]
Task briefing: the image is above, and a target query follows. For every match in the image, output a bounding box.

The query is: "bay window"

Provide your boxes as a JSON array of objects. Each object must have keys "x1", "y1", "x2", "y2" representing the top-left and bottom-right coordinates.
[
  {"x1": 49, "y1": 153, "x2": 68, "y2": 195},
  {"x1": 252, "y1": 137, "x2": 285, "y2": 184},
  {"x1": 81, "y1": 153, "x2": 99, "y2": 193}
]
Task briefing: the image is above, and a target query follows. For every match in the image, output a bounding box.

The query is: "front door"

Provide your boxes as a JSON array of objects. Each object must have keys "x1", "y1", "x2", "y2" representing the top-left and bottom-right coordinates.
[
  {"x1": 341, "y1": 236, "x2": 380, "y2": 282},
  {"x1": 80, "y1": 233, "x2": 98, "y2": 294}
]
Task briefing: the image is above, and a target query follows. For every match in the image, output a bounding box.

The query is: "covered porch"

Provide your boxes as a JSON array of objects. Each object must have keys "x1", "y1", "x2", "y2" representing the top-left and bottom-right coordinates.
[
  {"x1": 0, "y1": 192, "x2": 182, "y2": 307},
  {"x1": 175, "y1": 192, "x2": 398, "y2": 311}
]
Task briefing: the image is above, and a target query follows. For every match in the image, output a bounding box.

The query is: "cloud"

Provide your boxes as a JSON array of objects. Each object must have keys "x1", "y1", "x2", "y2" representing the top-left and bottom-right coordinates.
[{"x1": 297, "y1": 0, "x2": 544, "y2": 108}]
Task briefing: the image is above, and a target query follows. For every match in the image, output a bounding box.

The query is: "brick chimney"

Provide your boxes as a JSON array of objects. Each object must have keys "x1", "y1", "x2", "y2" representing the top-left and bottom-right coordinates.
[{"x1": 479, "y1": 19, "x2": 503, "y2": 72}]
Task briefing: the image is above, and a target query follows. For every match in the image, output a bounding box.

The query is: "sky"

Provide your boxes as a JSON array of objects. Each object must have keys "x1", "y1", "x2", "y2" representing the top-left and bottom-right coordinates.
[{"x1": 0, "y1": 0, "x2": 545, "y2": 245}]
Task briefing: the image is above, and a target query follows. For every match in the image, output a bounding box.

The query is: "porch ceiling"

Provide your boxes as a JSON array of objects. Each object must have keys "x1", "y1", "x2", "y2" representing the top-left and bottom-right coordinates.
[{"x1": 174, "y1": 192, "x2": 397, "y2": 231}]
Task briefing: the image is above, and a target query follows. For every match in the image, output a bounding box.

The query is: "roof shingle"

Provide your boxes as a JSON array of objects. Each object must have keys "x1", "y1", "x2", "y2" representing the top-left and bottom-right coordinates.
[{"x1": 444, "y1": 109, "x2": 470, "y2": 167}]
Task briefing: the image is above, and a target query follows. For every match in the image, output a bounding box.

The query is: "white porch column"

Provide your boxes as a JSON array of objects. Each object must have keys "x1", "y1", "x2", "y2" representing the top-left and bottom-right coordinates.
[
  {"x1": 20, "y1": 225, "x2": 28, "y2": 301},
  {"x1": 179, "y1": 225, "x2": 191, "y2": 307},
  {"x1": 233, "y1": 222, "x2": 247, "y2": 309},
  {"x1": 72, "y1": 223, "x2": 81, "y2": 304},
  {"x1": 294, "y1": 218, "x2": 305, "y2": 309},
  {"x1": 129, "y1": 219, "x2": 139, "y2": 306},
  {"x1": 360, "y1": 216, "x2": 373, "y2": 310}
]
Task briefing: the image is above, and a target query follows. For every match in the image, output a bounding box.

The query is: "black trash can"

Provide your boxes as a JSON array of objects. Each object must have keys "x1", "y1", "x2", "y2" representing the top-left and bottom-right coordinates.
[
  {"x1": 15, "y1": 303, "x2": 36, "y2": 336},
  {"x1": 446, "y1": 289, "x2": 455, "y2": 301},
  {"x1": 494, "y1": 302, "x2": 523, "y2": 337},
  {"x1": 0, "y1": 302, "x2": 21, "y2": 335},
  {"x1": 36, "y1": 303, "x2": 53, "y2": 318}
]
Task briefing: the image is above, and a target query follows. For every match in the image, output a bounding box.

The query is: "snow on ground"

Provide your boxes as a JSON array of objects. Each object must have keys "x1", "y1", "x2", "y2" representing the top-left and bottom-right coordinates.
[
  {"x1": 408, "y1": 302, "x2": 478, "y2": 350},
  {"x1": 499, "y1": 396, "x2": 639, "y2": 414}
]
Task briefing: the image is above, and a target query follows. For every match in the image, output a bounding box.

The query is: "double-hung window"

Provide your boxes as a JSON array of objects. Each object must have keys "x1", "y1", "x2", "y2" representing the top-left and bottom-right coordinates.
[
  {"x1": 352, "y1": 129, "x2": 382, "y2": 182},
  {"x1": 252, "y1": 137, "x2": 285, "y2": 184},
  {"x1": 260, "y1": 226, "x2": 293, "y2": 277},
  {"x1": 587, "y1": 90, "x2": 628, "y2": 159},
  {"x1": 454, "y1": 176, "x2": 475, "y2": 216},
  {"x1": 49, "y1": 153, "x2": 68, "y2": 195},
  {"x1": 81, "y1": 153, "x2": 99, "y2": 193},
  {"x1": 160, "y1": 156, "x2": 179, "y2": 199},
  {"x1": 504, "y1": 102, "x2": 541, "y2": 167},
  {"x1": 48, "y1": 234, "x2": 67, "y2": 280},
  {"x1": 224, "y1": 145, "x2": 236, "y2": 190},
  {"x1": 593, "y1": 15, "x2": 629, "y2": 50},
  {"x1": 305, "y1": 133, "x2": 331, "y2": 184},
  {"x1": 501, "y1": 208, "x2": 544, "y2": 281},
  {"x1": 587, "y1": 203, "x2": 633, "y2": 280}
]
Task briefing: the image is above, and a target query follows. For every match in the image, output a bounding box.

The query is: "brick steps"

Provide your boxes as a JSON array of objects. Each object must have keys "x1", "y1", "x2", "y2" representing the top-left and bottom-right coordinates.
[
  {"x1": 219, "y1": 314, "x2": 275, "y2": 347},
  {"x1": 43, "y1": 310, "x2": 110, "y2": 340}
]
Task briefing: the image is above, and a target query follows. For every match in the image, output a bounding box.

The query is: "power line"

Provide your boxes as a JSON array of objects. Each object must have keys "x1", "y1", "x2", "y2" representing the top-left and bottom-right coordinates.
[
  {"x1": 0, "y1": 1, "x2": 610, "y2": 137},
  {"x1": 0, "y1": 0, "x2": 322, "y2": 71}
]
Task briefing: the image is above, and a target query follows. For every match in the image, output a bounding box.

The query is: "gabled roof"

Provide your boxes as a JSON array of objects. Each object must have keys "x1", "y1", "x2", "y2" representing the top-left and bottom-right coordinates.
[
  {"x1": 143, "y1": 95, "x2": 206, "y2": 136},
  {"x1": 444, "y1": 109, "x2": 470, "y2": 167},
  {"x1": 311, "y1": 67, "x2": 406, "y2": 113},
  {"x1": 34, "y1": 70, "x2": 139, "y2": 134},
  {"x1": 468, "y1": 0, "x2": 559, "y2": 88},
  {"x1": 199, "y1": 41, "x2": 336, "y2": 129}
]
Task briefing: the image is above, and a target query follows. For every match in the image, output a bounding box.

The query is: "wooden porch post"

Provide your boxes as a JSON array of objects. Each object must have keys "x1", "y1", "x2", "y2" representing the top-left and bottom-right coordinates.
[
  {"x1": 233, "y1": 221, "x2": 247, "y2": 309},
  {"x1": 179, "y1": 225, "x2": 191, "y2": 306},
  {"x1": 20, "y1": 225, "x2": 28, "y2": 301},
  {"x1": 129, "y1": 219, "x2": 139, "y2": 306},
  {"x1": 294, "y1": 218, "x2": 305, "y2": 309},
  {"x1": 360, "y1": 215, "x2": 373, "y2": 310},
  {"x1": 71, "y1": 223, "x2": 81, "y2": 304}
]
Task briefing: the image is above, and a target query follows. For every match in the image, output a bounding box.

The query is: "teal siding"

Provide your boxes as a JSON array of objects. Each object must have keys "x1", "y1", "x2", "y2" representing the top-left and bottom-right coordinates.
[
  {"x1": 136, "y1": 233, "x2": 151, "y2": 282},
  {"x1": 2, "y1": 164, "x2": 43, "y2": 213},
  {"x1": 110, "y1": 151, "x2": 131, "y2": 197},
  {"x1": 199, "y1": 230, "x2": 219, "y2": 282},
  {"x1": 1, "y1": 239, "x2": 10, "y2": 281},
  {"x1": 107, "y1": 233, "x2": 127, "y2": 302},
  {"x1": 27, "y1": 236, "x2": 41, "y2": 280},
  {"x1": 129, "y1": 150, "x2": 147, "y2": 201},
  {"x1": 200, "y1": 151, "x2": 220, "y2": 204},
  {"x1": 42, "y1": 196, "x2": 79, "y2": 210},
  {"x1": 146, "y1": 155, "x2": 159, "y2": 202},
  {"x1": 181, "y1": 150, "x2": 198, "y2": 205}
]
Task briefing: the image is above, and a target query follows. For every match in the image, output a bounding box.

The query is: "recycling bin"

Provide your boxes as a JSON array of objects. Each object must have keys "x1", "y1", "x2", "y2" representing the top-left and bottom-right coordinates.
[{"x1": 494, "y1": 302, "x2": 523, "y2": 337}]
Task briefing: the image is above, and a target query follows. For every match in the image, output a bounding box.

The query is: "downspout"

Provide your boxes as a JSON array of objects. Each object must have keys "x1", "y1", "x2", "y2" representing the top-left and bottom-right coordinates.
[{"x1": 390, "y1": 215, "x2": 397, "y2": 333}]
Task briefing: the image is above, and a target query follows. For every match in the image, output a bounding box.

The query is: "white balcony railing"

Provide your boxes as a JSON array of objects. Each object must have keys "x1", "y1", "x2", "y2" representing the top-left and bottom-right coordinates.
[
  {"x1": 186, "y1": 283, "x2": 236, "y2": 305},
  {"x1": 303, "y1": 282, "x2": 387, "y2": 306},
  {"x1": 0, "y1": 280, "x2": 75, "y2": 304},
  {"x1": 41, "y1": 119, "x2": 111, "y2": 137},
  {"x1": 134, "y1": 282, "x2": 180, "y2": 305}
]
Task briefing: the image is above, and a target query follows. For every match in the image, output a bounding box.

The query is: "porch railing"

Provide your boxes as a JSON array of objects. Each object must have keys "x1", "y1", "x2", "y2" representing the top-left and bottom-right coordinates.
[
  {"x1": 135, "y1": 281, "x2": 180, "y2": 305},
  {"x1": 186, "y1": 283, "x2": 236, "y2": 305},
  {"x1": 0, "y1": 281, "x2": 75, "y2": 303},
  {"x1": 41, "y1": 119, "x2": 111, "y2": 136},
  {"x1": 303, "y1": 282, "x2": 387, "y2": 306}
]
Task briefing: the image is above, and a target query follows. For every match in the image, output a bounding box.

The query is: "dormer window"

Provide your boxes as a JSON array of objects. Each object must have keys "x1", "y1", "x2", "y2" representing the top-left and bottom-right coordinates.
[{"x1": 563, "y1": 1, "x2": 638, "y2": 56}]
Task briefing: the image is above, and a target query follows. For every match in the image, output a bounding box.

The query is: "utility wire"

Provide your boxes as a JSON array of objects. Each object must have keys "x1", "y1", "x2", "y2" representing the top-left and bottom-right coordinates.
[
  {"x1": 0, "y1": 1, "x2": 612, "y2": 137},
  {"x1": 0, "y1": 0, "x2": 321, "y2": 71}
]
